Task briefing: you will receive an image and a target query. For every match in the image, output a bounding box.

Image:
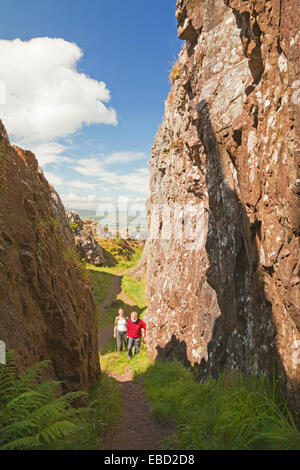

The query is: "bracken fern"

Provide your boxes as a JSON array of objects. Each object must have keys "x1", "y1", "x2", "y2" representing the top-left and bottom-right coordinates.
[{"x1": 0, "y1": 352, "x2": 102, "y2": 450}]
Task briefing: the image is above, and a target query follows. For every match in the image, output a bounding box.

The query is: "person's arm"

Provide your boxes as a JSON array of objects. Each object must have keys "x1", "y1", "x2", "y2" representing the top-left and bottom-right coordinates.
[
  {"x1": 140, "y1": 320, "x2": 146, "y2": 338},
  {"x1": 113, "y1": 316, "x2": 119, "y2": 338},
  {"x1": 126, "y1": 319, "x2": 130, "y2": 338}
]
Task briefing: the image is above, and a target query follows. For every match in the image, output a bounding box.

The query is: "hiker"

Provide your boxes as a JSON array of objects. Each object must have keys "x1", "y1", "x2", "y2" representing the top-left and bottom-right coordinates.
[
  {"x1": 114, "y1": 308, "x2": 128, "y2": 352},
  {"x1": 127, "y1": 311, "x2": 146, "y2": 359}
]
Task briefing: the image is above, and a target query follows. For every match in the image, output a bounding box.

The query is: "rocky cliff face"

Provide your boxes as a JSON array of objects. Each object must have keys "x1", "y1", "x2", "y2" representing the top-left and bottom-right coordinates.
[
  {"x1": 0, "y1": 120, "x2": 100, "y2": 392},
  {"x1": 146, "y1": 0, "x2": 299, "y2": 408},
  {"x1": 65, "y1": 210, "x2": 105, "y2": 266}
]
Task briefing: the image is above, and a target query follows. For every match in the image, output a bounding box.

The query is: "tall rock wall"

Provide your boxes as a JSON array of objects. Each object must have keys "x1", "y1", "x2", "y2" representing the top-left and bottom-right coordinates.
[
  {"x1": 0, "y1": 120, "x2": 100, "y2": 392},
  {"x1": 146, "y1": 0, "x2": 299, "y2": 408}
]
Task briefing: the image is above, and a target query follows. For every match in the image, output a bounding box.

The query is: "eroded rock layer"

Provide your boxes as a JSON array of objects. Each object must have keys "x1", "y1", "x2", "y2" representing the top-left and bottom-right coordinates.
[
  {"x1": 65, "y1": 210, "x2": 105, "y2": 266},
  {"x1": 145, "y1": 0, "x2": 300, "y2": 408},
  {"x1": 0, "y1": 121, "x2": 100, "y2": 392}
]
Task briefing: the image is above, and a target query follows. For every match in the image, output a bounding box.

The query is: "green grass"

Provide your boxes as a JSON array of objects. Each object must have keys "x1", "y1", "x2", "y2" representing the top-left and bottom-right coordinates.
[
  {"x1": 101, "y1": 351, "x2": 300, "y2": 450},
  {"x1": 92, "y1": 237, "x2": 143, "y2": 273},
  {"x1": 121, "y1": 275, "x2": 148, "y2": 318},
  {"x1": 98, "y1": 274, "x2": 148, "y2": 355},
  {"x1": 88, "y1": 372, "x2": 121, "y2": 449},
  {"x1": 88, "y1": 242, "x2": 146, "y2": 354},
  {"x1": 77, "y1": 235, "x2": 299, "y2": 451},
  {"x1": 140, "y1": 360, "x2": 300, "y2": 450},
  {"x1": 101, "y1": 248, "x2": 143, "y2": 275},
  {"x1": 88, "y1": 267, "x2": 115, "y2": 308},
  {"x1": 101, "y1": 343, "x2": 151, "y2": 378}
]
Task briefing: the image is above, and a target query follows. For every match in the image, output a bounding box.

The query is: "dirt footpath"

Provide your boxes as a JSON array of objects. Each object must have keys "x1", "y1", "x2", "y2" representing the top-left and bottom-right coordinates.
[{"x1": 103, "y1": 367, "x2": 173, "y2": 450}]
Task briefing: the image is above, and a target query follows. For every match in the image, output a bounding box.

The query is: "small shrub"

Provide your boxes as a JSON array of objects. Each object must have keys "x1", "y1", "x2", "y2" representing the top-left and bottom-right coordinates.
[
  {"x1": 69, "y1": 222, "x2": 79, "y2": 233},
  {"x1": 34, "y1": 218, "x2": 59, "y2": 234},
  {"x1": 170, "y1": 63, "x2": 180, "y2": 83},
  {"x1": 170, "y1": 137, "x2": 183, "y2": 150},
  {"x1": 49, "y1": 217, "x2": 60, "y2": 230},
  {"x1": 65, "y1": 248, "x2": 89, "y2": 281}
]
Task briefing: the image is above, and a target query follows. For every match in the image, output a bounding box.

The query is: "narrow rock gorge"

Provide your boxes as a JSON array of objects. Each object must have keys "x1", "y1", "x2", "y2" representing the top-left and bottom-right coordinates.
[
  {"x1": 0, "y1": 120, "x2": 100, "y2": 392},
  {"x1": 145, "y1": 0, "x2": 299, "y2": 409}
]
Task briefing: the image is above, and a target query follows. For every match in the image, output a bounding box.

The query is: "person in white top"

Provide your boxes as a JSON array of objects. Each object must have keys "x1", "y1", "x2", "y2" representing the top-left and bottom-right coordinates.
[{"x1": 113, "y1": 308, "x2": 128, "y2": 352}]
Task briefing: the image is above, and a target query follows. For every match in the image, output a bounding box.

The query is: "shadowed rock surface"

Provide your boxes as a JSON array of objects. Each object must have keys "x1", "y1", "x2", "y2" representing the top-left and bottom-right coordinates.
[
  {"x1": 0, "y1": 121, "x2": 100, "y2": 392},
  {"x1": 145, "y1": 0, "x2": 299, "y2": 410}
]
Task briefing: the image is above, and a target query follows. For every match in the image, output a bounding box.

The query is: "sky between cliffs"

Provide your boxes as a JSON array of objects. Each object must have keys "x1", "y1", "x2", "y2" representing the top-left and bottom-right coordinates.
[{"x1": 0, "y1": 0, "x2": 181, "y2": 211}]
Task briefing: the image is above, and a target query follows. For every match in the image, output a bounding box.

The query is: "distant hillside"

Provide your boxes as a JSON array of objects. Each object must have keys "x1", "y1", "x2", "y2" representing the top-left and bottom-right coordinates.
[{"x1": 71, "y1": 208, "x2": 148, "y2": 238}]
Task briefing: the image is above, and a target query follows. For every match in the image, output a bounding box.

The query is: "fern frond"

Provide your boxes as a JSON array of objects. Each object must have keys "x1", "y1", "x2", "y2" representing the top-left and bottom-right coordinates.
[
  {"x1": 39, "y1": 420, "x2": 80, "y2": 445},
  {"x1": 17, "y1": 360, "x2": 51, "y2": 393},
  {"x1": 0, "y1": 353, "x2": 103, "y2": 450},
  {"x1": 0, "y1": 434, "x2": 42, "y2": 450}
]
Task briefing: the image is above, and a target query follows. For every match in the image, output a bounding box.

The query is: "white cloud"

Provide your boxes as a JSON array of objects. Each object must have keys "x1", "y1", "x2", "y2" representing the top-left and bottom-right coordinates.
[
  {"x1": 67, "y1": 180, "x2": 97, "y2": 190},
  {"x1": 61, "y1": 193, "x2": 147, "y2": 212},
  {"x1": 73, "y1": 158, "x2": 149, "y2": 195},
  {"x1": 26, "y1": 141, "x2": 68, "y2": 166},
  {"x1": 62, "y1": 193, "x2": 102, "y2": 211},
  {"x1": 43, "y1": 174, "x2": 98, "y2": 191},
  {"x1": 103, "y1": 151, "x2": 146, "y2": 165},
  {"x1": 0, "y1": 37, "x2": 117, "y2": 141},
  {"x1": 0, "y1": 36, "x2": 150, "y2": 202},
  {"x1": 44, "y1": 171, "x2": 63, "y2": 186}
]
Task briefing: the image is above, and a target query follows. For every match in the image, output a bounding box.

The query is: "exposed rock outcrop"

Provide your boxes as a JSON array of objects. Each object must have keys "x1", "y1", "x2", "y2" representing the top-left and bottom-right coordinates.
[
  {"x1": 0, "y1": 121, "x2": 100, "y2": 392},
  {"x1": 95, "y1": 224, "x2": 113, "y2": 239},
  {"x1": 145, "y1": 0, "x2": 300, "y2": 409},
  {"x1": 65, "y1": 211, "x2": 105, "y2": 266}
]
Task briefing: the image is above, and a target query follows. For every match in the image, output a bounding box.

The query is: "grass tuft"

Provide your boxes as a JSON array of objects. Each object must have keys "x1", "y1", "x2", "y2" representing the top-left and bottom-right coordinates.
[
  {"x1": 170, "y1": 63, "x2": 180, "y2": 83},
  {"x1": 140, "y1": 360, "x2": 300, "y2": 450},
  {"x1": 64, "y1": 248, "x2": 89, "y2": 281}
]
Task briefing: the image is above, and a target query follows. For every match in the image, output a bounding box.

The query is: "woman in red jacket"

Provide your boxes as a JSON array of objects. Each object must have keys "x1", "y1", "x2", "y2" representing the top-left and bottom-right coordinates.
[{"x1": 127, "y1": 311, "x2": 146, "y2": 359}]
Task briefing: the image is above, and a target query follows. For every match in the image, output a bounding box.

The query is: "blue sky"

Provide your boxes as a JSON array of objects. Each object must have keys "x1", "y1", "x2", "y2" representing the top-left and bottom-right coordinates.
[{"x1": 0, "y1": 0, "x2": 181, "y2": 212}]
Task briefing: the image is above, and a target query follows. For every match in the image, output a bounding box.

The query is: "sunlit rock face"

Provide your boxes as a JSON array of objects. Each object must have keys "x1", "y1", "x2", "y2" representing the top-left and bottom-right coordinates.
[
  {"x1": 0, "y1": 121, "x2": 100, "y2": 393},
  {"x1": 65, "y1": 210, "x2": 105, "y2": 266},
  {"x1": 146, "y1": 0, "x2": 299, "y2": 410}
]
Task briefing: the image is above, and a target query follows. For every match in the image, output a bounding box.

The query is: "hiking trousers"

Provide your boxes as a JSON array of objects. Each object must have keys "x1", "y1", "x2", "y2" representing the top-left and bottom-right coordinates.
[
  {"x1": 116, "y1": 330, "x2": 128, "y2": 352},
  {"x1": 128, "y1": 337, "x2": 141, "y2": 357}
]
